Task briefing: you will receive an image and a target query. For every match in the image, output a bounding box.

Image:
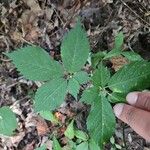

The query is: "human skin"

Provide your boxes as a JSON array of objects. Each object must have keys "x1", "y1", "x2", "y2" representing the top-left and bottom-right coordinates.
[{"x1": 113, "y1": 92, "x2": 150, "y2": 141}]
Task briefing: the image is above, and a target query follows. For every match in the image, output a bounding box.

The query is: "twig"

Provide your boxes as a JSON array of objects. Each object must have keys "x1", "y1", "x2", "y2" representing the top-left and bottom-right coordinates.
[
  {"x1": 21, "y1": 38, "x2": 33, "y2": 45},
  {"x1": 1, "y1": 58, "x2": 11, "y2": 62}
]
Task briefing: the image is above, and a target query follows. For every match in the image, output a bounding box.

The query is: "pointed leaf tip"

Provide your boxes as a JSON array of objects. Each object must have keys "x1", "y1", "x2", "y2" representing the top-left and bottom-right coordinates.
[{"x1": 61, "y1": 22, "x2": 90, "y2": 72}]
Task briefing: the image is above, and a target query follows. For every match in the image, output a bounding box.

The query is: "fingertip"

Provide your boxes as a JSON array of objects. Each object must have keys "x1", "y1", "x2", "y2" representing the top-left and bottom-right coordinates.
[
  {"x1": 113, "y1": 103, "x2": 124, "y2": 117},
  {"x1": 126, "y1": 92, "x2": 139, "y2": 105}
]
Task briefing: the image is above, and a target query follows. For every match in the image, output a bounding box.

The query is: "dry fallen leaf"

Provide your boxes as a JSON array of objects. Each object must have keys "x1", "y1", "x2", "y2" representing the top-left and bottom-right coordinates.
[
  {"x1": 21, "y1": 0, "x2": 43, "y2": 42},
  {"x1": 111, "y1": 56, "x2": 128, "y2": 71},
  {"x1": 22, "y1": 0, "x2": 41, "y2": 13},
  {"x1": 34, "y1": 116, "x2": 49, "y2": 136},
  {"x1": 24, "y1": 27, "x2": 40, "y2": 42},
  {"x1": 26, "y1": 116, "x2": 49, "y2": 136},
  {"x1": 55, "y1": 112, "x2": 66, "y2": 123},
  {"x1": 11, "y1": 31, "x2": 22, "y2": 43}
]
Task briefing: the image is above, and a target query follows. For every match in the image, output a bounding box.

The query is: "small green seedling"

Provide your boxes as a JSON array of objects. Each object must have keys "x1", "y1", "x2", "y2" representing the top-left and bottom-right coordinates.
[
  {"x1": 110, "y1": 137, "x2": 122, "y2": 150},
  {"x1": 64, "y1": 120, "x2": 98, "y2": 150},
  {"x1": 5, "y1": 20, "x2": 150, "y2": 149},
  {"x1": 64, "y1": 120, "x2": 88, "y2": 141},
  {"x1": 92, "y1": 32, "x2": 143, "y2": 68}
]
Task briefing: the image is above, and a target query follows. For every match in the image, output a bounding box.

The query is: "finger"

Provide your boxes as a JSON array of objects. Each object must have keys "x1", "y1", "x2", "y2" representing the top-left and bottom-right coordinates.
[
  {"x1": 126, "y1": 92, "x2": 150, "y2": 111},
  {"x1": 114, "y1": 104, "x2": 150, "y2": 141}
]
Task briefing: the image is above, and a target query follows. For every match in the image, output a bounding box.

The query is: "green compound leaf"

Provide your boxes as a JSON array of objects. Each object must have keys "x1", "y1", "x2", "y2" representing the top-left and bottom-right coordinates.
[
  {"x1": 5, "y1": 45, "x2": 63, "y2": 81},
  {"x1": 34, "y1": 78, "x2": 67, "y2": 112},
  {"x1": 92, "y1": 63, "x2": 110, "y2": 87},
  {"x1": 108, "y1": 61, "x2": 150, "y2": 93},
  {"x1": 87, "y1": 94, "x2": 115, "y2": 147},
  {"x1": 122, "y1": 51, "x2": 144, "y2": 62},
  {"x1": 73, "y1": 71, "x2": 90, "y2": 84},
  {"x1": 76, "y1": 142, "x2": 88, "y2": 150},
  {"x1": 80, "y1": 87, "x2": 99, "y2": 105},
  {"x1": 64, "y1": 120, "x2": 75, "y2": 139},
  {"x1": 0, "y1": 106, "x2": 17, "y2": 136},
  {"x1": 68, "y1": 78, "x2": 80, "y2": 99},
  {"x1": 53, "y1": 136, "x2": 62, "y2": 150},
  {"x1": 61, "y1": 21, "x2": 90, "y2": 73}
]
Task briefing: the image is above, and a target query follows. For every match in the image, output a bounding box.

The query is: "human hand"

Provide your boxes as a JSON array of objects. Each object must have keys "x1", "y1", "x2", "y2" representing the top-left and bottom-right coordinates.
[{"x1": 113, "y1": 92, "x2": 150, "y2": 141}]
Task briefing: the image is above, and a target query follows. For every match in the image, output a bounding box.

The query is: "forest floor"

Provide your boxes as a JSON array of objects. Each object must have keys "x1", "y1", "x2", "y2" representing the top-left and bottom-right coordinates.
[{"x1": 0, "y1": 0, "x2": 150, "y2": 149}]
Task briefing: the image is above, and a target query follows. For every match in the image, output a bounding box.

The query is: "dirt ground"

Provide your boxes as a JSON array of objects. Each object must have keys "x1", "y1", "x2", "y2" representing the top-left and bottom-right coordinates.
[{"x1": 0, "y1": 0, "x2": 150, "y2": 149}]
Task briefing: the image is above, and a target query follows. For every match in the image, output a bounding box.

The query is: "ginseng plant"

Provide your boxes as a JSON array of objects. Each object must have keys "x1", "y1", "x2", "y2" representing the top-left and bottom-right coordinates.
[{"x1": 5, "y1": 21, "x2": 150, "y2": 149}]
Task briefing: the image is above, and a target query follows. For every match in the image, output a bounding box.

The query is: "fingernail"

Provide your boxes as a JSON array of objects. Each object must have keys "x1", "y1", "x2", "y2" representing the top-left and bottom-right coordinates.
[
  {"x1": 126, "y1": 92, "x2": 138, "y2": 105},
  {"x1": 113, "y1": 104, "x2": 124, "y2": 117}
]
